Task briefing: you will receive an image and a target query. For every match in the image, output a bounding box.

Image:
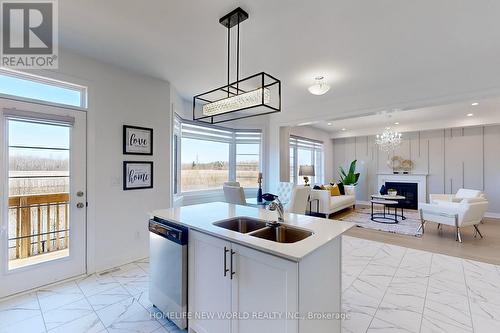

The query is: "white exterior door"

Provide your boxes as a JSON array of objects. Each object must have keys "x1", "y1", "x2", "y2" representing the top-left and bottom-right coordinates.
[
  {"x1": 189, "y1": 230, "x2": 232, "y2": 333},
  {"x1": 231, "y1": 243, "x2": 298, "y2": 333},
  {"x1": 0, "y1": 99, "x2": 87, "y2": 297}
]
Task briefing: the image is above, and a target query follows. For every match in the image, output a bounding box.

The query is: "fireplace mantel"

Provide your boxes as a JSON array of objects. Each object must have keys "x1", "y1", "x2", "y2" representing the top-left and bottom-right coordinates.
[{"x1": 377, "y1": 174, "x2": 428, "y2": 205}]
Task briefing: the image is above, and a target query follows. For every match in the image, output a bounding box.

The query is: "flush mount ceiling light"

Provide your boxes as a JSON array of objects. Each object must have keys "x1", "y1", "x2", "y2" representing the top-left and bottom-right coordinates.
[
  {"x1": 308, "y1": 76, "x2": 330, "y2": 95},
  {"x1": 193, "y1": 7, "x2": 281, "y2": 124},
  {"x1": 467, "y1": 113, "x2": 474, "y2": 117},
  {"x1": 327, "y1": 122, "x2": 332, "y2": 126},
  {"x1": 471, "y1": 102, "x2": 479, "y2": 106},
  {"x1": 376, "y1": 127, "x2": 402, "y2": 152}
]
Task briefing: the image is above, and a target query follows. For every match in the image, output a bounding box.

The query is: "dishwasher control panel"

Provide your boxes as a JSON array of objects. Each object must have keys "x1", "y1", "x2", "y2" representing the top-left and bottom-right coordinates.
[{"x1": 149, "y1": 218, "x2": 188, "y2": 245}]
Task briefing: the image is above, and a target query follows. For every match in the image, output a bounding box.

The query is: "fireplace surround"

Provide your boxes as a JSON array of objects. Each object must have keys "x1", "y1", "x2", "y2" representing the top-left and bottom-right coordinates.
[{"x1": 377, "y1": 174, "x2": 427, "y2": 208}]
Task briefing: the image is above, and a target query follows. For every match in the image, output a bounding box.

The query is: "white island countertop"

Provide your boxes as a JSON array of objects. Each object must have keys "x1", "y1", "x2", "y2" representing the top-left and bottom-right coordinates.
[{"x1": 152, "y1": 202, "x2": 355, "y2": 262}]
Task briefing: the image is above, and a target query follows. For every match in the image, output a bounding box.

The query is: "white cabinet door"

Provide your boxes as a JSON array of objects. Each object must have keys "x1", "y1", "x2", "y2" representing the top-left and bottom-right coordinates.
[
  {"x1": 189, "y1": 231, "x2": 232, "y2": 333},
  {"x1": 231, "y1": 244, "x2": 298, "y2": 333}
]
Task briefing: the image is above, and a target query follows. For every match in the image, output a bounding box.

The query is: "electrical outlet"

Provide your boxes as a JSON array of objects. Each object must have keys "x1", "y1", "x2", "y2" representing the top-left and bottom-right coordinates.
[{"x1": 110, "y1": 176, "x2": 121, "y2": 187}]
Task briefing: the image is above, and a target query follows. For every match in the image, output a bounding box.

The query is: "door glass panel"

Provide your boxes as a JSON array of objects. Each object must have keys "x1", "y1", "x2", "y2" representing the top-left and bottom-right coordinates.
[{"x1": 8, "y1": 120, "x2": 71, "y2": 270}]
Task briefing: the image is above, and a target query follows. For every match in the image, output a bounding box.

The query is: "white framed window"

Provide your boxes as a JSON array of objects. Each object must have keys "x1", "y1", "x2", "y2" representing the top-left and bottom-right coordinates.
[
  {"x1": 0, "y1": 69, "x2": 87, "y2": 108},
  {"x1": 175, "y1": 116, "x2": 262, "y2": 193},
  {"x1": 289, "y1": 135, "x2": 324, "y2": 185}
]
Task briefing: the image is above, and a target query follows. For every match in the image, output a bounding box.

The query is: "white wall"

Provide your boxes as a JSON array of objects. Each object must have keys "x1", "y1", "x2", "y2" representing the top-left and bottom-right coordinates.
[
  {"x1": 332, "y1": 125, "x2": 500, "y2": 216},
  {"x1": 30, "y1": 49, "x2": 172, "y2": 272}
]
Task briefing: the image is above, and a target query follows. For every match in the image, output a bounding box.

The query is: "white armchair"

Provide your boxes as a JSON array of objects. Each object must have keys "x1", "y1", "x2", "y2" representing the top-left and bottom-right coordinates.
[
  {"x1": 275, "y1": 182, "x2": 294, "y2": 206},
  {"x1": 419, "y1": 196, "x2": 488, "y2": 242},
  {"x1": 430, "y1": 188, "x2": 486, "y2": 203}
]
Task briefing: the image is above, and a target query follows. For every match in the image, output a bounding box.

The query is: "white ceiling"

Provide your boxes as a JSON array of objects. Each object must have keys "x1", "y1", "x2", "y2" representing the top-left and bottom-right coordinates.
[
  {"x1": 308, "y1": 97, "x2": 500, "y2": 137},
  {"x1": 59, "y1": 0, "x2": 500, "y2": 122}
]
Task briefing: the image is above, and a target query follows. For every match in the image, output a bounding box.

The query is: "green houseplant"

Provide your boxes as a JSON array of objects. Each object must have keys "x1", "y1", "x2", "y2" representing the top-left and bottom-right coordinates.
[{"x1": 339, "y1": 160, "x2": 360, "y2": 186}]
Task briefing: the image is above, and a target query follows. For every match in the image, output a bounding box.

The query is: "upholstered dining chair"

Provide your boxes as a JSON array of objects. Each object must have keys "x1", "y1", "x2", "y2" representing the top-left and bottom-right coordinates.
[
  {"x1": 286, "y1": 186, "x2": 311, "y2": 215},
  {"x1": 223, "y1": 183, "x2": 246, "y2": 205}
]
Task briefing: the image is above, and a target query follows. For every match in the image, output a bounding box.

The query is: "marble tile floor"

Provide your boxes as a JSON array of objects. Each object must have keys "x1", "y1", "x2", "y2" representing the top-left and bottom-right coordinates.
[{"x1": 1, "y1": 236, "x2": 500, "y2": 333}]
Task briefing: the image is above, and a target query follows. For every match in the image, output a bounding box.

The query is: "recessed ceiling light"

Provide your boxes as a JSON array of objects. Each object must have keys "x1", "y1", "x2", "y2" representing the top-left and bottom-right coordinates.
[
  {"x1": 327, "y1": 122, "x2": 332, "y2": 126},
  {"x1": 341, "y1": 128, "x2": 346, "y2": 131},
  {"x1": 394, "y1": 122, "x2": 400, "y2": 125},
  {"x1": 471, "y1": 102, "x2": 479, "y2": 106},
  {"x1": 467, "y1": 113, "x2": 474, "y2": 117},
  {"x1": 308, "y1": 76, "x2": 330, "y2": 95}
]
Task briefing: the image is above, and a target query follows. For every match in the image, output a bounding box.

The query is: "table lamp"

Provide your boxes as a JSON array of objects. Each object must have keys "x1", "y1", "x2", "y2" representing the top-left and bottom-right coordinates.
[{"x1": 299, "y1": 165, "x2": 315, "y2": 186}]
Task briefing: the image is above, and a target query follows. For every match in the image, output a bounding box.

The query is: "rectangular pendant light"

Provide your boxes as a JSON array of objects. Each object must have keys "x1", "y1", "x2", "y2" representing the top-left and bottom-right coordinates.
[
  {"x1": 192, "y1": 8, "x2": 281, "y2": 124},
  {"x1": 193, "y1": 72, "x2": 281, "y2": 124}
]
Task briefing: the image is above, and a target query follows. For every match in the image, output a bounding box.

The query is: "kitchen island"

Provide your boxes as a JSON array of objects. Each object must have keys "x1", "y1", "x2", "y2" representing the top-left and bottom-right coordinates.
[{"x1": 151, "y1": 202, "x2": 354, "y2": 333}]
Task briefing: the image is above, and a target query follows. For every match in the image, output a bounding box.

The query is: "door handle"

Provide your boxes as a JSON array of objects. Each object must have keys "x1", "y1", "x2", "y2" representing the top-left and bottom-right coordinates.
[
  {"x1": 230, "y1": 250, "x2": 236, "y2": 279},
  {"x1": 223, "y1": 247, "x2": 229, "y2": 277},
  {"x1": 76, "y1": 202, "x2": 85, "y2": 209}
]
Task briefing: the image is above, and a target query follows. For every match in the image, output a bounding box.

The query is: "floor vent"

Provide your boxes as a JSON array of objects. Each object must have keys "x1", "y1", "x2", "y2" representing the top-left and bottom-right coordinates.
[{"x1": 98, "y1": 267, "x2": 121, "y2": 276}]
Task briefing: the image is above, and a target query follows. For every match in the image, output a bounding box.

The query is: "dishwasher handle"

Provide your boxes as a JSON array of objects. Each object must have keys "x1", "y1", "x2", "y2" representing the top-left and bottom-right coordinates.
[{"x1": 149, "y1": 219, "x2": 188, "y2": 245}]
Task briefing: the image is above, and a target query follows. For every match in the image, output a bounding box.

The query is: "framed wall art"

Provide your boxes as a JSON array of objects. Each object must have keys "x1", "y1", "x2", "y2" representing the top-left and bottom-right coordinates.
[
  {"x1": 123, "y1": 125, "x2": 153, "y2": 155},
  {"x1": 123, "y1": 161, "x2": 153, "y2": 190}
]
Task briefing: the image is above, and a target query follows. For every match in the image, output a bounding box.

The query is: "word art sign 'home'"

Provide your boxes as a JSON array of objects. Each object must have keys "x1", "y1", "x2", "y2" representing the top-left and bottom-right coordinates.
[
  {"x1": 123, "y1": 161, "x2": 153, "y2": 190},
  {"x1": 123, "y1": 125, "x2": 153, "y2": 155}
]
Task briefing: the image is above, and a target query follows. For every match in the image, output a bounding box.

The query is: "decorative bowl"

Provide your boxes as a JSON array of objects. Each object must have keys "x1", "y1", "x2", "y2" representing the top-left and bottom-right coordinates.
[{"x1": 387, "y1": 189, "x2": 398, "y2": 196}]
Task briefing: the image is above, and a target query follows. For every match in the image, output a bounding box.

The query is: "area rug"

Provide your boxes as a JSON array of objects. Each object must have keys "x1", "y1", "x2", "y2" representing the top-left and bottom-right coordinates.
[{"x1": 336, "y1": 207, "x2": 423, "y2": 237}]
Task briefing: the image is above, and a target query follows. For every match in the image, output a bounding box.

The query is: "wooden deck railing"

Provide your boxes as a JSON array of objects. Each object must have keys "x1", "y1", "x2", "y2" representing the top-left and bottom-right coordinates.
[{"x1": 8, "y1": 193, "x2": 69, "y2": 260}]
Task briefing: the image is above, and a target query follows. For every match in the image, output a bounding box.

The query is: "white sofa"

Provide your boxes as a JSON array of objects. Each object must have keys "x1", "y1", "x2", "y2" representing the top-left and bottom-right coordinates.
[
  {"x1": 310, "y1": 185, "x2": 356, "y2": 217},
  {"x1": 420, "y1": 188, "x2": 488, "y2": 242}
]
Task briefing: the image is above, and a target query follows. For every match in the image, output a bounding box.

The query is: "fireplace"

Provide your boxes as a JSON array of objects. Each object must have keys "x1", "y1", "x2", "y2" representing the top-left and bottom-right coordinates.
[{"x1": 385, "y1": 182, "x2": 418, "y2": 210}]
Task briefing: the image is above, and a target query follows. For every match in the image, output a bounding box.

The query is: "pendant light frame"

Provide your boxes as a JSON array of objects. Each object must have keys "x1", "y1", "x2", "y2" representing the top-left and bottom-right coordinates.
[{"x1": 193, "y1": 7, "x2": 281, "y2": 124}]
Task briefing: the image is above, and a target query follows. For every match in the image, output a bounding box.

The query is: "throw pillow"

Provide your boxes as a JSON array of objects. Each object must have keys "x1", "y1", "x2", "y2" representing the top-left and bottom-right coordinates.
[
  {"x1": 313, "y1": 185, "x2": 322, "y2": 190},
  {"x1": 330, "y1": 184, "x2": 341, "y2": 196},
  {"x1": 337, "y1": 183, "x2": 345, "y2": 195}
]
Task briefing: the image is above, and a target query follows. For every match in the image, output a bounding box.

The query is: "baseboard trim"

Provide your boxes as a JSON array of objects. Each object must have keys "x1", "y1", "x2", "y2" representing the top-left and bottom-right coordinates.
[{"x1": 485, "y1": 212, "x2": 500, "y2": 220}]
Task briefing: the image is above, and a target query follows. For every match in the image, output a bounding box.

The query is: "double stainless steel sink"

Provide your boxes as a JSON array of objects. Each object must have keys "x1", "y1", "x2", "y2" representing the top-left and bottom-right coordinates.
[{"x1": 213, "y1": 217, "x2": 313, "y2": 243}]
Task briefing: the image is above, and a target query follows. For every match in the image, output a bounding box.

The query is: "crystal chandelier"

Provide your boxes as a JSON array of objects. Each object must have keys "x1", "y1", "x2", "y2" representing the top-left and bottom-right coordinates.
[
  {"x1": 376, "y1": 127, "x2": 402, "y2": 151},
  {"x1": 193, "y1": 7, "x2": 281, "y2": 124}
]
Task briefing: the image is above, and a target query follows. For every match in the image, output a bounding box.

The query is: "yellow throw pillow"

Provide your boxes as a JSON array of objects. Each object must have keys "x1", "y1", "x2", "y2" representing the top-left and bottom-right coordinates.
[
  {"x1": 330, "y1": 184, "x2": 341, "y2": 196},
  {"x1": 320, "y1": 185, "x2": 326, "y2": 190}
]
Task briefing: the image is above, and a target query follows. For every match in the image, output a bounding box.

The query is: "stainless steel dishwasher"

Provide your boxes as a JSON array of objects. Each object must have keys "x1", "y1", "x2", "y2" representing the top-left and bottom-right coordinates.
[{"x1": 149, "y1": 217, "x2": 188, "y2": 329}]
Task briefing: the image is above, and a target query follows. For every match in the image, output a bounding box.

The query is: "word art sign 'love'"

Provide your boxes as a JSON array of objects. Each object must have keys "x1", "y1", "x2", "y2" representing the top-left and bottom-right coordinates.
[
  {"x1": 123, "y1": 125, "x2": 153, "y2": 155},
  {"x1": 123, "y1": 161, "x2": 153, "y2": 190}
]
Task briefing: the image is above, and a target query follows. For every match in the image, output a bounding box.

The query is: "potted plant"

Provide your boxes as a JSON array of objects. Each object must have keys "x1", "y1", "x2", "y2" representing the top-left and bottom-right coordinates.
[{"x1": 339, "y1": 160, "x2": 360, "y2": 195}]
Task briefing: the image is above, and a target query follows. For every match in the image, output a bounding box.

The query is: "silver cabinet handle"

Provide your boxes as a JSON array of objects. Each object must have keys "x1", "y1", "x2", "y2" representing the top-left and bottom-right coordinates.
[{"x1": 223, "y1": 247, "x2": 229, "y2": 277}]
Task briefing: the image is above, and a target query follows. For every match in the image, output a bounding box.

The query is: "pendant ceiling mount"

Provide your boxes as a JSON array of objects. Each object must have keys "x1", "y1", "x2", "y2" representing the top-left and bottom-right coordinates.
[
  {"x1": 193, "y1": 7, "x2": 281, "y2": 124},
  {"x1": 219, "y1": 7, "x2": 249, "y2": 28}
]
